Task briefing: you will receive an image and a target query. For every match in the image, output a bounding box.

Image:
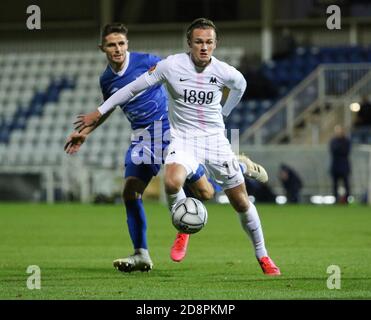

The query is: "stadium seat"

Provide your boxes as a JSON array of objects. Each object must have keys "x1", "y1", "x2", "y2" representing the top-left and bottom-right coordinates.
[
  {"x1": 239, "y1": 44, "x2": 371, "y2": 131},
  {"x1": 3, "y1": 45, "x2": 369, "y2": 167}
]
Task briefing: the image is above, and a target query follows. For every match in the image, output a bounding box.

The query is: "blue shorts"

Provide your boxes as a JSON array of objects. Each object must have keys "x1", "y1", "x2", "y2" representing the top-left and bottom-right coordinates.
[{"x1": 124, "y1": 119, "x2": 170, "y2": 184}]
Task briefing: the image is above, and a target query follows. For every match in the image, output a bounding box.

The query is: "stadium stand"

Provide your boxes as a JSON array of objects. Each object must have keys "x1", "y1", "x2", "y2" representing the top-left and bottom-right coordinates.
[
  {"x1": 0, "y1": 51, "x2": 105, "y2": 166},
  {"x1": 225, "y1": 45, "x2": 371, "y2": 134},
  {"x1": 0, "y1": 48, "x2": 245, "y2": 168},
  {"x1": 1, "y1": 45, "x2": 371, "y2": 169},
  {"x1": 0, "y1": 47, "x2": 371, "y2": 188}
]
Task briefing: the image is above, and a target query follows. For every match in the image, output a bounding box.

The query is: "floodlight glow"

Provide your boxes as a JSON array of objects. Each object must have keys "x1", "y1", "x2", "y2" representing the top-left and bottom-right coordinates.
[
  {"x1": 349, "y1": 102, "x2": 360, "y2": 112},
  {"x1": 310, "y1": 195, "x2": 323, "y2": 204},
  {"x1": 323, "y1": 195, "x2": 336, "y2": 204},
  {"x1": 275, "y1": 195, "x2": 287, "y2": 205},
  {"x1": 310, "y1": 195, "x2": 336, "y2": 204}
]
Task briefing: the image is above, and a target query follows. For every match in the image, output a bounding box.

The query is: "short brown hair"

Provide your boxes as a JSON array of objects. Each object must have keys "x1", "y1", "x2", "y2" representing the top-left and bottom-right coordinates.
[
  {"x1": 186, "y1": 18, "x2": 218, "y2": 41},
  {"x1": 101, "y1": 23, "x2": 128, "y2": 44}
]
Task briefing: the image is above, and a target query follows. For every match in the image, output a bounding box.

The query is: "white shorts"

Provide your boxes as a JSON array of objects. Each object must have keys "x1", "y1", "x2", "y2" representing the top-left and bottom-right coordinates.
[{"x1": 164, "y1": 133, "x2": 244, "y2": 190}]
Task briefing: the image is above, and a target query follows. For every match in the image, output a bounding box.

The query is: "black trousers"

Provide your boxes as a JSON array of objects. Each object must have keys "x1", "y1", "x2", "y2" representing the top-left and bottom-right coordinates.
[{"x1": 332, "y1": 173, "x2": 350, "y2": 202}]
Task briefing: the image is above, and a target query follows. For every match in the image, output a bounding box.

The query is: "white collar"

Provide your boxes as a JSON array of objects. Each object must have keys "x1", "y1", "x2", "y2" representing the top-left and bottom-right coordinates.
[{"x1": 110, "y1": 51, "x2": 130, "y2": 76}]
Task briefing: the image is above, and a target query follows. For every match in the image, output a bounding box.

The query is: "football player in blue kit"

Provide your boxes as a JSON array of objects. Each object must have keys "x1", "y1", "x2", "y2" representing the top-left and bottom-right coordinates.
[{"x1": 65, "y1": 23, "x2": 214, "y2": 272}]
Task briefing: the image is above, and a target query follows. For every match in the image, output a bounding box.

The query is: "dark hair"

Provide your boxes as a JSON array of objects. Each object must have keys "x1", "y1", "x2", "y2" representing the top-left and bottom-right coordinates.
[
  {"x1": 101, "y1": 23, "x2": 128, "y2": 43},
  {"x1": 186, "y1": 18, "x2": 218, "y2": 41}
]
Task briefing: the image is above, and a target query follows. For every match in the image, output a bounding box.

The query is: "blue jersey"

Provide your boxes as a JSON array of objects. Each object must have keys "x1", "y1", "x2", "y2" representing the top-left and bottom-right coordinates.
[{"x1": 100, "y1": 52, "x2": 168, "y2": 130}]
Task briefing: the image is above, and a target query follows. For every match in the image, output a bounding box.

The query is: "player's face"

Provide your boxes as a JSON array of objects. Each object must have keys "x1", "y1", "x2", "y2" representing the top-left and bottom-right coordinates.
[
  {"x1": 188, "y1": 28, "x2": 217, "y2": 68},
  {"x1": 101, "y1": 33, "x2": 128, "y2": 68}
]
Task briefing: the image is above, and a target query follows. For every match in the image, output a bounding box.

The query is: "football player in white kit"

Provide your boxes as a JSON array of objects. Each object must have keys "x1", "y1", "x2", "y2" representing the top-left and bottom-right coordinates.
[{"x1": 74, "y1": 18, "x2": 280, "y2": 275}]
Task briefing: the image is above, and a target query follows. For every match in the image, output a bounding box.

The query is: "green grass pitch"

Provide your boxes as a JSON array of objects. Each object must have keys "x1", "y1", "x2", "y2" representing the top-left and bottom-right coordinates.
[{"x1": 0, "y1": 202, "x2": 370, "y2": 300}]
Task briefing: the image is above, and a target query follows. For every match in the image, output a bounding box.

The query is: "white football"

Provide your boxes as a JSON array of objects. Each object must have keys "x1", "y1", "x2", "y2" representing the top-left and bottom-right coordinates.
[{"x1": 171, "y1": 197, "x2": 208, "y2": 234}]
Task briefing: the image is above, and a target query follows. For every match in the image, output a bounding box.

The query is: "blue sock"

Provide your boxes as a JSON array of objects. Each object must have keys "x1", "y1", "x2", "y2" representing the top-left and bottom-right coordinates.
[{"x1": 124, "y1": 199, "x2": 148, "y2": 250}]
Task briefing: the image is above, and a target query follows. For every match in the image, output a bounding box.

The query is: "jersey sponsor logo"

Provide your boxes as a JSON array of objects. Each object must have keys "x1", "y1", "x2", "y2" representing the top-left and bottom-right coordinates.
[
  {"x1": 209, "y1": 77, "x2": 217, "y2": 84},
  {"x1": 179, "y1": 78, "x2": 190, "y2": 82}
]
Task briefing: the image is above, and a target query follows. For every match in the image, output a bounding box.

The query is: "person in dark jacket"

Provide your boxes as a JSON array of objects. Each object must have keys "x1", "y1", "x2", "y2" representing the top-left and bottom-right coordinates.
[
  {"x1": 329, "y1": 125, "x2": 351, "y2": 203},
  {"x1": 278, "y1": 163, "x2": 303, "y2": 203}
]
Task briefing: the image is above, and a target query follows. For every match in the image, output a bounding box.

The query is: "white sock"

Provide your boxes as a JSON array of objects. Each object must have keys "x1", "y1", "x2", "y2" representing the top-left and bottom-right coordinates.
[
  {"x1": 135, "y1": 248, "x2": 149, "y2": 256},
  {"x1": 166, "y1": 188, "x2": 186, "y2": 213},
  {"x1": 238, "y1": 201, "x2": 268, "y2": 259}
]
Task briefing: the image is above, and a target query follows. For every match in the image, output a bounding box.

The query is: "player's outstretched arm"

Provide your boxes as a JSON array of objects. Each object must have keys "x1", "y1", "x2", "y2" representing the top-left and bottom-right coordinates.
[
  {"x1": 67, "y1": 108, "x2": 115, "y2": 153},
  {"x1": 74, "y1": 62, "x2": 164, "y2": 131},
  {"x1": 73, "y1": 107, "x2": 115, "y2": 133},
  {"x1": 74, "y1": 110, "x2": 102, "y2": 132},
  {"x1": 97, "y1": 64, "x2": 164, "y2": 115},
  {"x1": 64, "y1": 131, "x2": 88, "y2": 154}
]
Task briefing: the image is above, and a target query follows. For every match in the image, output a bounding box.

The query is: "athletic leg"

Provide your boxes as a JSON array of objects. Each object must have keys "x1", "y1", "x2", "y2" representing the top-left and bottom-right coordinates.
[
  {"x1": 113, "y1": 157, "x2": 156, "y2": 272},
  {"x1": 224, "y1": 183, "x2": 281, "y2": 276},
  {"x1": 225, "y1": 183, "x2": 268, "y2": 259},
  {"x1": 164, "y1": 163, "x2": 188, "y2": 210},
  {"x1": 186, "y1": 177, "x2": 214, "y2": 200},
  {"x1": 332, "y1": 174, "x2": 339, "y2": 202},
  {"x1": 343, "y1": 174, "x2": 350, "y2": 202},
  {"x1": 163, "y1": 163, "x2": 191, "y2": 262},
  {"x1": 164, "y1": 155, "x2": 215, "y2": 208},
  {"x1": 165, "y1": 156, "x2": 214, "y2": 262},
  {"x1": 123, "y1": 176, "x2": 149, "y2": 251},
  {"x1": 205, "y1": 136, "x2": 280, "y2": 275}
]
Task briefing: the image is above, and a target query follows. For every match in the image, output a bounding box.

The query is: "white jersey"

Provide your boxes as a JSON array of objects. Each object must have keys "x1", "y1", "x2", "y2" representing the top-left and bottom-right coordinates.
[{"x1": 98, "y1": 52, "x2": 247, "y2": 137}]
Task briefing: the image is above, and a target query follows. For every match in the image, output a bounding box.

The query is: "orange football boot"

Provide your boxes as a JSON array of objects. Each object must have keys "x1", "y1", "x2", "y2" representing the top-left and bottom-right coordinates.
[
  {"x1": 258, "y1": 256, "x2": 281, "y2": 276},
  {"x1": 170, "y1": 233, "x2": 190, "y2": 262}
]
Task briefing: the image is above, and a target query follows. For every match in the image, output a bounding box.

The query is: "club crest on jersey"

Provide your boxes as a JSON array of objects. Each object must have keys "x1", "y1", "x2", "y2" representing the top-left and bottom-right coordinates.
[
  {"x1": 209, "y1": 77, "x2": 217, "y2": 84},
  {"x1": 148, "y1": 65, "x2": 157, "y2": 75}
]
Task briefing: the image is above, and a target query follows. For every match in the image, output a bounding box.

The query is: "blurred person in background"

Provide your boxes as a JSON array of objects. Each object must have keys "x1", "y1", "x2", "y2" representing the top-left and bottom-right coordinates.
[
  {"x1": 245, "y1": 178, "x2": 276, "y2": 203},
  {"x1": 278, "y1": 163, "x2": 303, "y2": 203},
  {"x1": 329, "y1": 125, "x2": 352, "y2": 204}
]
